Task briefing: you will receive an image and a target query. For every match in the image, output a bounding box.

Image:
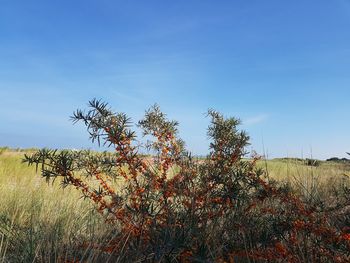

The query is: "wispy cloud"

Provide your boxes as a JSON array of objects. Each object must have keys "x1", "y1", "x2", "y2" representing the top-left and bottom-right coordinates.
[
  {"x1": 112, "y1": 90, "x2": 143, "y2": 104},
  {"x1": 244, "y1": 114, "x2": 269, "y2": 126}
]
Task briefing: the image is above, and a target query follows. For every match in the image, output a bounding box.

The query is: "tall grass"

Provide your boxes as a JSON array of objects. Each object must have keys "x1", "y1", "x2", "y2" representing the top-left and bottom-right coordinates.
[
  {"x1": 0, "y1": 150, "x2": 111, "y2": 262},
  {"x1": 259, "y1": 158, "x2": 350, "y2": 203},
  {"x1": 1, "y1": 149, "x2": 350, "y2": 262}
]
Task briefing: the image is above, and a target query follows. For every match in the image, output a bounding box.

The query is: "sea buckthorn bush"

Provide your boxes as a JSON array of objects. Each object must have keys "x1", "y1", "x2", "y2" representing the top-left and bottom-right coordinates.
[{"x1": 24, "y1": 99, "x2": 350, "y2": 262}]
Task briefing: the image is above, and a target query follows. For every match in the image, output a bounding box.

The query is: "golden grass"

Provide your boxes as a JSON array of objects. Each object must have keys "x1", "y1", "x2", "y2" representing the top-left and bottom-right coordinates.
[
  {"x1": 1, "y1": 149, "x2": 349, "y2": 261},
  {"x1": 0, "y1": 150, "x2": 109, "y2": 262},
  {"x1": 258, "y1": 158, "x2": 350, "y2": 201}
]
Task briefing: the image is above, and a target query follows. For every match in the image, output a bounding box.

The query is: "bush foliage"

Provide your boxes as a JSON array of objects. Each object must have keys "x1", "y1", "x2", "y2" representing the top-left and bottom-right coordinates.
[{"x1": 24, "y1": 99, "x2": 350, "y2": 262}]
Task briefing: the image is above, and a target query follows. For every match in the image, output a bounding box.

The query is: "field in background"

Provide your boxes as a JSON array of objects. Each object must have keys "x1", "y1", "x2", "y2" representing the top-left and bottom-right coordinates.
[
  {"x1": 258, "y1": 158, "x2": 350, "y2": 204},
  {"x1": 1, "y1": 148, "x2": 350, "y2": 261}
]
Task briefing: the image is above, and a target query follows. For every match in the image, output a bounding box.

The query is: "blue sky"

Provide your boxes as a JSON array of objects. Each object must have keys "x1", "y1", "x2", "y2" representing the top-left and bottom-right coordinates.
[{"x1": 1, "y1": 0, "x2": 350, "y2": 159}]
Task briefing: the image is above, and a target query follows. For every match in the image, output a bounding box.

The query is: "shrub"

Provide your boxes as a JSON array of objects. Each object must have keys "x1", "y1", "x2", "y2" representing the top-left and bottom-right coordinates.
[
  {"x1": 305, "y1": 158, "x2": 321, "y2": 167},
  {"x1": 24, "y1": 99, "x2": 350, "y2": 262},
  {"x1": 327, "y1": 155, "x2": 350, "y2": 163}
]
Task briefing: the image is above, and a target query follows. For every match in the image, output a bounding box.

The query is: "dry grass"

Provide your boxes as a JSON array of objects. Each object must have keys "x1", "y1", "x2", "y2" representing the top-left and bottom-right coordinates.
[
  {"x1": 1, "y1": 149, "x2": 350, "y2": 262},
  {"x1": 0, "y1": 149, "x2": 110, "y2": 262},
  {"x1": 258, "y1": 158, "x2": 350, "y2": 201}
]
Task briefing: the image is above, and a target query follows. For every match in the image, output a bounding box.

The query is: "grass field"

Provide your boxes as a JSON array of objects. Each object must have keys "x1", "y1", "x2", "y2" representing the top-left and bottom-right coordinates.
[
  {"x1": 0, "y1": 149, "x2": 110, "y2": 262},
  {"x1": 1, "y1": 148, "x2": 350, "y2": 262},
  {"x1": 258, "y1": 158, "x2": 350, "y2": 200}
]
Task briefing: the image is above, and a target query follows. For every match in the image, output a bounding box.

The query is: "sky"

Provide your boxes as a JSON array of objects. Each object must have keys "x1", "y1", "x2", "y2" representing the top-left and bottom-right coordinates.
[{"x1": 0, "y1": 0, "x2": 350, "y2": 159}]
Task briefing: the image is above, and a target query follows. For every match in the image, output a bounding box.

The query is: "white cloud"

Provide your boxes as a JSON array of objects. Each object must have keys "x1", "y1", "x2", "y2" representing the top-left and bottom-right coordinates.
[{"x1": 244, "y1": 114, "x2": 268, "y2": 126}]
